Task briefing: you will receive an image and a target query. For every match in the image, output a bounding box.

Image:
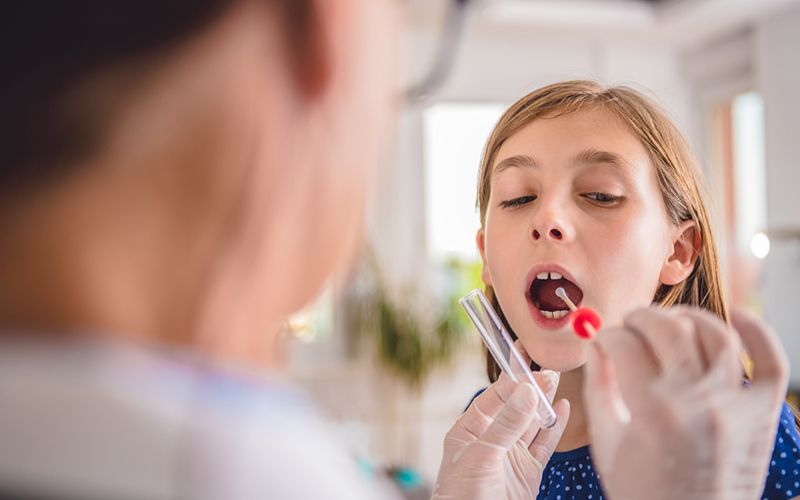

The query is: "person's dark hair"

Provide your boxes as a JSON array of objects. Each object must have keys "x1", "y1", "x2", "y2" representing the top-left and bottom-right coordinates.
[
  {"x1": 0, "y1": 1, "x2": 232, "y2": 191},
  {"x1": 0, "y1": 0, "x2": 318, "y2": 194}
]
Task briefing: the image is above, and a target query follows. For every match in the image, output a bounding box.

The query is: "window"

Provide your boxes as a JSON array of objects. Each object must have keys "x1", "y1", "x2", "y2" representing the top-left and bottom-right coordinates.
[
  {"x1": 732, "y1": 91, "x2": 768, "y2": 259},
  {"x1": 423, "y1": 102, "x2": 507, "y2": 261},
  {"x1": 711, "y1": 91, "x2": 768, "y2": 309}
]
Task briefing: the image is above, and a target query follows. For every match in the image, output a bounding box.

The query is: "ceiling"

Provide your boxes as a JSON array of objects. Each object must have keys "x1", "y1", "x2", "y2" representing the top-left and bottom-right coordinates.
[{"x1": 406, "y1": 0, "x2": 800, "y2": 50}]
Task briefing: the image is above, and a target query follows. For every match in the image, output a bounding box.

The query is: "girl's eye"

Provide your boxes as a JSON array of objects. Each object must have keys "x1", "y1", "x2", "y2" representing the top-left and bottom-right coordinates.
[
  {"x1": 499, "y1": 195, "x2": 537, "y2": 209},
  {"x1": 583, "y1": 192, "x2": 623, "y2": 206}
]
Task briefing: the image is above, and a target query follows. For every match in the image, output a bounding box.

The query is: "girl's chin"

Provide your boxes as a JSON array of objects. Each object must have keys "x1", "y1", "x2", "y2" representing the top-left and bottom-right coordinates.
[
  {"x1": 519, "y1": 332, "x2": 589, "y2": 372},
  {"x1": 531, "y1": 354, "x2": 587, "y2": 373}
]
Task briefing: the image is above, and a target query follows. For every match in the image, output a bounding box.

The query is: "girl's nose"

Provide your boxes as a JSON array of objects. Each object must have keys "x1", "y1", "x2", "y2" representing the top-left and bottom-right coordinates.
[{"x1": 530, "y1": 193, "x2": 572, "y2": 242}]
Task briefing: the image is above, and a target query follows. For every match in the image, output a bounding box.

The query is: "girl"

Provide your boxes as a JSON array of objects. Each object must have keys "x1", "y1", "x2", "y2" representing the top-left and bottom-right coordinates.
[{"x1": 472, "y1": 80, "x2": 800, "y2": 500}]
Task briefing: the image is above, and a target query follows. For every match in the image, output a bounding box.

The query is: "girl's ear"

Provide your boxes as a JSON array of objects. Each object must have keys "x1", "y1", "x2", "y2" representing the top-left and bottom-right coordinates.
[
  {"x1": 659, "y1": 220, "x2": 700, "y2": 286},
  {"x1": 476, "y1": 228, "x2": 492, "y2": 286}
]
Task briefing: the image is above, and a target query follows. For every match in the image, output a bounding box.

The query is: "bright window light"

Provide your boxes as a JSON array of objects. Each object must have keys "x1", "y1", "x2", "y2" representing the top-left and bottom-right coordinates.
[
  {"x1": 423, "y1": 102, "x2": 506, "y2": 261},
  {"x1": 732, "y1": 91, "x2": 767, "y2": 257},
  {"x1": 751, "y1": 232, "x2": 770, "y2": 260}
]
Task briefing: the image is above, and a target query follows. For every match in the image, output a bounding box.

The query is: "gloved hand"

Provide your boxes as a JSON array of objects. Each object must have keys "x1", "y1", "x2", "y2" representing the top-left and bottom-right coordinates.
[
  {"x1": 431, "y1": 363, "x2": 570, "y2": 500},
  {"x1": 584, "y1": 307, "x2": 790, "y2": 500}
]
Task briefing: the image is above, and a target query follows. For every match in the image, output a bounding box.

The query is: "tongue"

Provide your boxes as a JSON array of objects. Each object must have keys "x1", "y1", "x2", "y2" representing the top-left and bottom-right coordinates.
[{"x1": 536, "y1": 278, "x2": 583, "y2": 311}]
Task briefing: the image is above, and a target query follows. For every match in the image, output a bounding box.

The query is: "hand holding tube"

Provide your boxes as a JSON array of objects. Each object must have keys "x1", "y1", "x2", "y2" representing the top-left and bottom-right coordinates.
[
  {"x1": 431, "y1": 367, "x2": 570, "y2": 500},
  {"x1": 460, "y1": 289, "x2": 558, "y2": 428}
]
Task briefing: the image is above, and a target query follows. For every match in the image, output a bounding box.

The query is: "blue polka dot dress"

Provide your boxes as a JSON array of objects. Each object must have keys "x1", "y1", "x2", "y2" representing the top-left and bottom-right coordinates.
[
  {"x1": 537, "y1": 445, "x2": 604, "y2": 500},
  {"x1": 761, "y1": 402, "x2": 800, "y2": 499},
  {"x1": 536, "y1": 402, "x2": 800, "y2": 500}
]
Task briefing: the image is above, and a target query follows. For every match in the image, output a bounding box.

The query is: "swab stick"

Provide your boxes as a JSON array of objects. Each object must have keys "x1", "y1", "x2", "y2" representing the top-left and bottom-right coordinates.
[{"x1": 556, "y1": 287, "x2": 601, "y2": 339}]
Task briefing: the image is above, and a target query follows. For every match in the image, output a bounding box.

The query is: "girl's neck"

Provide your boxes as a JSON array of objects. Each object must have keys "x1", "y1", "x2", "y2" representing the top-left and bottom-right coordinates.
[{"x1": 553, "y1": 366, "x2": 590, "y2": 452}]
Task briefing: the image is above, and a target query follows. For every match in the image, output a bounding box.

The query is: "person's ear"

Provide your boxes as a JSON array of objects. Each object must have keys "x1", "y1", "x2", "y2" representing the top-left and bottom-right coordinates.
[
  {"x1": 283, "y1": 0, "x2": 332, "y2": 101},
  {"x1": 659, "y1": 220, "x2": 700, "y2": 286},
  {"x1": 476, "y1": 228, "x2": 492, "y2": 286}
]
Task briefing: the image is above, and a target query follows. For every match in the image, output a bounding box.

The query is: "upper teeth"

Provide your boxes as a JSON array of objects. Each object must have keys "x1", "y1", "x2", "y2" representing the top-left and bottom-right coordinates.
[
  {"x1": 537, "y1": 272, "x2": 562, "y2": 280},
  {"x1": 542, "y1": 310, "x2": 570, "y2": 319}
]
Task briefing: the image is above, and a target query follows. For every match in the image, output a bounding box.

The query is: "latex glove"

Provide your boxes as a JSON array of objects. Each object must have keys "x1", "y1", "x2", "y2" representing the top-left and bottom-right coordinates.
[
  {"x1": 431, "y1": 364, "x2": 570, "y2": 500},
  {"x1": 584, "y1": 307, "x2": 790, "y2": 500}
]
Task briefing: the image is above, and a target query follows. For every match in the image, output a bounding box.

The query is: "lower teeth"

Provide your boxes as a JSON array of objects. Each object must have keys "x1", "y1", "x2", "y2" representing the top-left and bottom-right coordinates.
[{"x1": 531, "y1": 299, "x2": 568, "y2": 319}]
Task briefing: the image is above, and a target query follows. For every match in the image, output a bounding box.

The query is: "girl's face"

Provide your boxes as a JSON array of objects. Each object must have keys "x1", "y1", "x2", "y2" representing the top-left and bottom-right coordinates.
[{"x1": 478, "y1": 107, "x2": 689, "y2": 372}]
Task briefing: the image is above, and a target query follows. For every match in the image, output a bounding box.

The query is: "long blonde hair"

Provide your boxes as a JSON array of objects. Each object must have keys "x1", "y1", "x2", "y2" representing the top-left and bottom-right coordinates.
[{"x1": 477, "y1": 80, "x2": 727, "y2": 380}]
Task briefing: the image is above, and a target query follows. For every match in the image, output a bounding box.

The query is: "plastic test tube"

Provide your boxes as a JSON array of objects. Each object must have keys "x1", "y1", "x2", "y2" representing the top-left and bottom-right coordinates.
[{"x1": 459, "y1": 288, "x2": 558, "y2": 428}]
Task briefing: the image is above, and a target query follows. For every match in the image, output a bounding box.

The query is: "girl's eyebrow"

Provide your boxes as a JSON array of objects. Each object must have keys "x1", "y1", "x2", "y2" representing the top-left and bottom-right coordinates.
[
  {"x1": 574, "y1": 148, "x2": 636, "y2": 173},
  {"x1": 493, "y1": 155, "x2": 539, "y2": 174}
]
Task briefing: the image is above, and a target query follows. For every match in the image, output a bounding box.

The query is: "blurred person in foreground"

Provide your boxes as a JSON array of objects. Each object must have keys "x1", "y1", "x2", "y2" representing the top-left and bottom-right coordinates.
[{"x1": 0, "y1": 1, "x2": 790, "y2": 500}]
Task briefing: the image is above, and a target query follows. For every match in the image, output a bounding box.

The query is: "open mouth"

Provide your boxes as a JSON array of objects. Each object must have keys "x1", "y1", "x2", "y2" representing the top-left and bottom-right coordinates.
[{"x1": 529, "y1": 271, "x2": 584, "y2": 319}]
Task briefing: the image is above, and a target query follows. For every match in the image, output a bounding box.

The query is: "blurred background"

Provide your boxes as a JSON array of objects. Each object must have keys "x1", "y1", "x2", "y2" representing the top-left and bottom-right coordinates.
[{"x1": 286, "y1": 0, "x2": 800, "y2": 493}]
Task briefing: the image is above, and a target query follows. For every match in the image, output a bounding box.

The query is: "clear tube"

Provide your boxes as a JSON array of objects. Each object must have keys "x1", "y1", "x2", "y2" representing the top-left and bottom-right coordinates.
[{"x1": 459, "y1": 288, "x2": 558, "y2": 428}]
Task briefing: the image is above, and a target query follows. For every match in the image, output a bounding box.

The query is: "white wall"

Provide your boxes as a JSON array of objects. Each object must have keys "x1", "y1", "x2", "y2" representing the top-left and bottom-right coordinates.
[
  {"x1": 756, "y1": 4, "x2": 800, "y2": 388},
  {"x1": 435, "y1": 31, "x2": 692, "y2": 125}
]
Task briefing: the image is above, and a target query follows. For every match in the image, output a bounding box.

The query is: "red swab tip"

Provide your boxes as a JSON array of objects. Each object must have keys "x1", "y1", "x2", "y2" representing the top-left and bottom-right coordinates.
[{"x1": 571, "y1": 307, "x2": 602, "y2": 339}]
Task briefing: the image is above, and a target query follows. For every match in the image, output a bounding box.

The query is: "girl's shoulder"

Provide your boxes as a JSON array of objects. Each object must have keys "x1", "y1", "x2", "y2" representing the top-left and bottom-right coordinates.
[{"x1": 762, "y1": 402, "x2": 800, "y2": 499}]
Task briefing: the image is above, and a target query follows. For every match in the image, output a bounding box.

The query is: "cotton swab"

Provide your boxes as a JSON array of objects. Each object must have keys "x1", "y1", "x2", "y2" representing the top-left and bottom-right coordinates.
[
  {"x1": 555, "y1": 287, "x2": 575, "y2": 311},
  {"x1": 556, "y1": 287, "x2": 602, "y2": 339}
]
